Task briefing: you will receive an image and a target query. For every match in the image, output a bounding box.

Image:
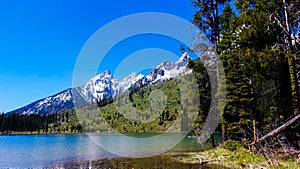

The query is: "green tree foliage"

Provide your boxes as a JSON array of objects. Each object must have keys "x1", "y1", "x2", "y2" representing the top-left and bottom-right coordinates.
[
  {"x1": 219, "y1": 0, "x2": 296, "y2": 141},
  {"x1": 192, "y1": 0, "x2": 231, "y2": 49},
  {"x1": 0, "y1": 111, "x2": 82, "y2": 134},
  {"x1": 192, "y1": 0, "x2": 300, "y2": 145},
  {"x1": 187, "y1": 57, "x2": 211, "y2": 126}
]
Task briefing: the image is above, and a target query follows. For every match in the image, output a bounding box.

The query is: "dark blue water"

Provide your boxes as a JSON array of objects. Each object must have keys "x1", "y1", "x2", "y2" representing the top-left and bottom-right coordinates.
[{"x1": 0, "y1": 133, "x2": 202, "y2": 168}]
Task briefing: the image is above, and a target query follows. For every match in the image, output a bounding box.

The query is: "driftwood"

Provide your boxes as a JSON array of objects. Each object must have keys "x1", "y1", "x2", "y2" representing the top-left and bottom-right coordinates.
[
  {"x1": 249, "y1": 113, "x2": 300, "y2": 145},
  {"x1": 195, "y1": 155, "x2": 217, "y2": 165}
]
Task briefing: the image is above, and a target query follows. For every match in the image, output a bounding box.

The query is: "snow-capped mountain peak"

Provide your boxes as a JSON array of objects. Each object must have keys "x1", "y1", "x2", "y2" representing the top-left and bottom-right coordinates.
[
  {"x1": 134, "y1": 52, "x2": 192, "y2": 87},
  {"x1": 78, "y1": 70, "x2": 114, "y2": 103},
  {"x1": 9, "y1": 53, "x2": 193, "y2": 115},
  {"x1": 89, "y1": 69, "x2": 113, "y2": 83},
  {"x1": 176, "y1": 52, "x2": 190, "y2": 67},
  {"x1": 113, "y1": 72, "x2": 145, "y2": 96}
]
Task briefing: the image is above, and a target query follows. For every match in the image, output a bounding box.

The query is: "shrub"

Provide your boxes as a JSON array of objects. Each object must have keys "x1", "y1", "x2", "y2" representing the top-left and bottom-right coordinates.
[{"x1": 223, "y1": 139, "x2": 239, "y2": 151}]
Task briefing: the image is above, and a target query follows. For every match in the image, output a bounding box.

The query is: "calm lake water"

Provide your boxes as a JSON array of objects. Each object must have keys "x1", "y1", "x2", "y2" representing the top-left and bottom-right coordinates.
[{"x1": 0, "y1": 133, "x2": 207, "y2": 168}]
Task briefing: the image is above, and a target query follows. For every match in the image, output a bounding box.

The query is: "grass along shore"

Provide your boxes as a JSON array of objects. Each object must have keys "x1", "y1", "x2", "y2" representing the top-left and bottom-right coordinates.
[{"x1": 48, "y1": 146, "x2": 300, "y2": 169}]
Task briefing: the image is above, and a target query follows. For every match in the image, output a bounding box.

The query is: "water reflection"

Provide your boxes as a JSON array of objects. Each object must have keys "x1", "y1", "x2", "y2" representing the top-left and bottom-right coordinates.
[{"x1": 0, "y1": 133, "x2": 218, "y2": 168}]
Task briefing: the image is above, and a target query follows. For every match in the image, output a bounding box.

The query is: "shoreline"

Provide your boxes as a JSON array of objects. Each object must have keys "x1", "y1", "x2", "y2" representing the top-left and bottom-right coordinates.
[
  {"x1": 52, "y1": 148, "x2": 299, "y2": 169},
  {"x1": 0, "y1": 131, "x2": 192, "y2": 136},
  {"x1": 47, "y1": 152, "x2": 227, "y2": 169}
]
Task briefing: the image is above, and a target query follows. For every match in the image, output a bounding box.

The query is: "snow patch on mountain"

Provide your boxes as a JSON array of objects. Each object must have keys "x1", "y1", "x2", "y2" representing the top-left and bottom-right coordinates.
[
  {"x1": 134, "y1": 52, "x2": 192, "y2": 87},
  {"x1": 9, "y1": 52, "x2": 193, "y2": 114}
]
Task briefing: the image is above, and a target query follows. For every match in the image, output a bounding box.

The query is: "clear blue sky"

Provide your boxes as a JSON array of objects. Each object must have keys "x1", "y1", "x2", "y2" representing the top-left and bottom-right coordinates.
[{"x1": 0, "y1": 0, "x2": 198, "y2": 112}]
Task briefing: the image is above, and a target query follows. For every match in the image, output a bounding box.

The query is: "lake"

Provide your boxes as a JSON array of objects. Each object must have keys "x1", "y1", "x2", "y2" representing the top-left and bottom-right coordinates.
[{"x1": 0, "y1": 133, "x2": 209, "y2": 168}]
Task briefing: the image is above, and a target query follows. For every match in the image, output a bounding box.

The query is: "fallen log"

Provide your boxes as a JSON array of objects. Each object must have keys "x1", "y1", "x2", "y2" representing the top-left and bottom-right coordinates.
[{"x1": 249, "y1": 113, "x2": 300, "y2": 145}]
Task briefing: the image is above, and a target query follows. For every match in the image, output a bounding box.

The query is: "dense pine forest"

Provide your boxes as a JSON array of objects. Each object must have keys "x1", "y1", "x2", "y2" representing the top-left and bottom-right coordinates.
[{"x1": 188, "y1": 0, "x2": 300, "y2": 161}]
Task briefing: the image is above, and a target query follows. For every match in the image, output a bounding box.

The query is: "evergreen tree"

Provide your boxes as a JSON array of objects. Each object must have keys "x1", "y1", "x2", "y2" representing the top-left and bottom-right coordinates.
[{"x1": 192, "y1": 0, "x2": 231, "y2": 50}]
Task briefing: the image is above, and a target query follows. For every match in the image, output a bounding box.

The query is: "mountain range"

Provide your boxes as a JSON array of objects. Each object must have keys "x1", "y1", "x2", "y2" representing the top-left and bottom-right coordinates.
[{"x1": 8, "y1": 53, "x2": 192, "y2": 115}]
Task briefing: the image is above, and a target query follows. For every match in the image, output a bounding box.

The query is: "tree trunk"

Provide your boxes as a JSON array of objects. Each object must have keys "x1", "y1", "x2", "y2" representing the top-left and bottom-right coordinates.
[{"x1": 283, "y1": 0, "x2": 300, "y2": 112}]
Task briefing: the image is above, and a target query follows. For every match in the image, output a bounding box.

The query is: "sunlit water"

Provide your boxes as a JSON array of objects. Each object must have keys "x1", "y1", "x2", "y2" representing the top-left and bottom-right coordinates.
[{"x1": 0, "y1": 133, "x2": 205, "y2": 168}]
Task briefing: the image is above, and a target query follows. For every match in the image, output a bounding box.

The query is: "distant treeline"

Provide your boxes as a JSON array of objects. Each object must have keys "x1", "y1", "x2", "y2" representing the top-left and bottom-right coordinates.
[{"x1": 0, "y1": 111, "x2": 83, "y2": 134}]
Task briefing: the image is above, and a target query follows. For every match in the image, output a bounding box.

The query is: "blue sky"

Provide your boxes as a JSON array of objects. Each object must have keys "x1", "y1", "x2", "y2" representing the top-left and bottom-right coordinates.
[{"x1": 0, "y1": 0, "x2": 197, "y2": 112}]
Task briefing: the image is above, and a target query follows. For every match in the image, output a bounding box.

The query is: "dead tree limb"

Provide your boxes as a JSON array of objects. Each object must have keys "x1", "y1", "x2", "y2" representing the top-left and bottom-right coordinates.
[{"x1": 249, "y1": 113, "x2": 300, "y2": 145}]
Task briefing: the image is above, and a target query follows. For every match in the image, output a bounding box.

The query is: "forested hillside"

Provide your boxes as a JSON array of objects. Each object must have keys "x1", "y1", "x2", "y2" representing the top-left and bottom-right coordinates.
[{"x1": 0, "y1": 74, "x2": 202, "y2": 134}]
